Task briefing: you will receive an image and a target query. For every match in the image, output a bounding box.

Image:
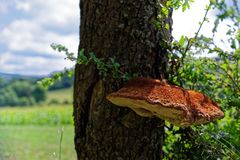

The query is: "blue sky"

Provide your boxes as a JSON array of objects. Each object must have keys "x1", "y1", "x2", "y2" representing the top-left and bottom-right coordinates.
[{"x1": 0, "y1": 0, "x2": 232, "y2": 75}]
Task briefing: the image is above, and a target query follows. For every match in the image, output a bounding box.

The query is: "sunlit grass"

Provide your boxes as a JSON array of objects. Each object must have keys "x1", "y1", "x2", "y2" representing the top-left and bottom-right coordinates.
[{"x1": 0, "y1": 105, "x2": 73, "y2": 125}]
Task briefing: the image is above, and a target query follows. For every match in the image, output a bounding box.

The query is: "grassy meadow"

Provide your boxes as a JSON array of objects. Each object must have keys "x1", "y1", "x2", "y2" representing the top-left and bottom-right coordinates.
[
  {"x1": 0, "y1": 88, "x2": 77, "y2": 160},
  {"x1": 0, "y1": 125, "x2": 76, "y2": 160},
  {"x1": 0, "y1": 105, "x2": 73, "y2": 125},
  {"x1": 47, "y1": 87, "x2": 73, "y2": 105}
]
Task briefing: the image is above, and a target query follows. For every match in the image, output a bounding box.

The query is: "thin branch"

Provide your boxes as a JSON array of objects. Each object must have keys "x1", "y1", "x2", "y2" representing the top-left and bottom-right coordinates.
[
  {"x1": 179, "y1": 4, "x2": 211, "y2": 80},
  {"x1": 184, "y1": 4, "x2": 211, "y2": 55}
]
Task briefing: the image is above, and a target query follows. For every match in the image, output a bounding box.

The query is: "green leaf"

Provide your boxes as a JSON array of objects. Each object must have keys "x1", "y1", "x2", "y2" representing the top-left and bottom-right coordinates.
[
  {"x1": 165, "y1": 23, "x2": 170, "y2": 30},
  {"x1": 162, "y1": 6, "x2": 169, "y2": 17},
  {"x1": 179, "y1": 35, "x2": 185, "y2": 47},
  {"x1": 210, "y1": 0, "x2": 216, "y2": 4}
]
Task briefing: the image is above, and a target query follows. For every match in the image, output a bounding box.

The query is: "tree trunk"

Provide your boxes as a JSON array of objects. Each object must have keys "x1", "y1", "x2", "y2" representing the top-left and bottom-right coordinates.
[{"x1": 74, "y1": 0, "x2": 172, "y2": 159}]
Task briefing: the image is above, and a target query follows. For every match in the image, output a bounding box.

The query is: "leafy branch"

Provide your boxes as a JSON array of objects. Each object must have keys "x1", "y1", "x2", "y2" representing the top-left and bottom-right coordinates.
[
  {"x1": 39, "y1": 44, "x2": 130, "y2": 88},
  {"x1": 38, "y1": 68, "x2": 73, "y2": 88}
]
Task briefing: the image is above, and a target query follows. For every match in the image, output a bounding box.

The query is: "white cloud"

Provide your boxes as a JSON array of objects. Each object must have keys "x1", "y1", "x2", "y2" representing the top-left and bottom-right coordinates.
[
  {"x1": 15, "y1": 1, "x2": 31, "y2": 12},
  {"x1": 172, "y1": 1, "x2": 212, "y2": 40},
  {"x1": 0, "y1": 19, "x2": 78, "y2": 58},
  {"x1": 0, "y1": 2, "x2": 9, "y2": 14},
  {"x1": 0, "y1": 0, "x2": 79, "y2": 55},
  {"x1": 25, "y1": 0, "x2": 79, "y2": 28},
  {"x1": 0, "y1": 0, "x2": 79, "y2": 75},
  {"x1": 0, "y1": 52, "x2": 74, "y2": 75},
  {"x1": 172, "y1": 0, "x2": 233, "y2": 51}
]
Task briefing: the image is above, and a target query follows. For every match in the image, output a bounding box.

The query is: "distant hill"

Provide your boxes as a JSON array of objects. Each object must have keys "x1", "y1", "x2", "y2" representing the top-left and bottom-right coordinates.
[{"x1": 0, "y1": 72, "x2": 43, "y2": 81}]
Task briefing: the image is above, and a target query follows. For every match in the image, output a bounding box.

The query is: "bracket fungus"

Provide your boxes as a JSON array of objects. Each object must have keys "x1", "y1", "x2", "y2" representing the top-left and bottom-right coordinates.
[{"x1": 106, "y1": 77, "x2": 224, "y2": 127}]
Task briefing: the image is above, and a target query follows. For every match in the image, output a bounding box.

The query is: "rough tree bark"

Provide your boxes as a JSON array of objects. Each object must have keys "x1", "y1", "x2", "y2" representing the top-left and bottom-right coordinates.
[{"x1": 74, "y1": 0, "x2": 172, "y2": 159}]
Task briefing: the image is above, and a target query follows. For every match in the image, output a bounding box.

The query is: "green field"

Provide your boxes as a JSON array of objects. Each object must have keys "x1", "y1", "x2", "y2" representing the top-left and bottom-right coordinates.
[
  {"x1": 0, "y1": 104, "x2": 76, "y2": 160},
  {"x1": 47, "y1": 88, "x2": 73, "y2": 105},
  {"x1": 0, "y1": 125, "x2": 76, "y2": 160},
  {"x1": 0, "y1": 105, "x2": 73, "y2": 125}
]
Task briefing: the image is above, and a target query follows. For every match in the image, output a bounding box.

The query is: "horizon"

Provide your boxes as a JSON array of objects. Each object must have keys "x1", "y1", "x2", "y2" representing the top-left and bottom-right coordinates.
[{"x1": 0, "y1": 70, "x2": 60, "y2": 77}]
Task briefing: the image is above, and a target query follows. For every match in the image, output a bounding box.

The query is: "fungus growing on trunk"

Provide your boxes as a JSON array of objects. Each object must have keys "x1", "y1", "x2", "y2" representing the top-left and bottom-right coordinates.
[{"x1": 106, "y1": 77, "x2": 224, "y2": 127}]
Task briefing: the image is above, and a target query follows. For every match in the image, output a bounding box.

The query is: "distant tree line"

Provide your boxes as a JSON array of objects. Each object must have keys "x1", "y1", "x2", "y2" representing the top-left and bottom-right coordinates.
[{"x1": 0, "y1": 78, "x2": 46, "y2": 107}]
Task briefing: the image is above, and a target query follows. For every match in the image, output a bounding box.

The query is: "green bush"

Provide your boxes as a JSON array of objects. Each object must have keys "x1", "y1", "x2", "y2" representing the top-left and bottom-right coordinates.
[{"x1": 163, "y1": 0, "x2": 240, "y2": 159}]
